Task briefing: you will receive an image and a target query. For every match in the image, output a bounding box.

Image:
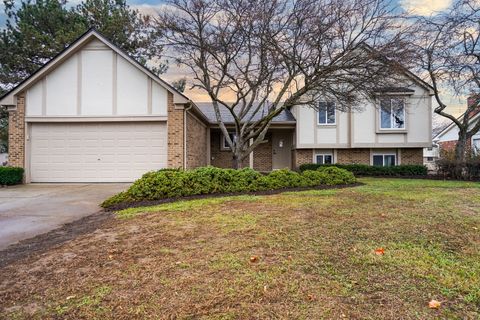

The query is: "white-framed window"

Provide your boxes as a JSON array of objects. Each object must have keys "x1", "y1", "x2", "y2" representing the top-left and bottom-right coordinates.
[
  {"x1": 372, "y1": 154, "x2": 396, "y2": 166},
  {"x1": 318, "y1": 102, "x2": 336, "y2": 125},
  {"x1": 426, "y1": 157, "x2": 434, "y2": 162},
  {"x1": 222, "y1": 132, "x2": 237, "y2": 149},
  {"x1": 315, "y1": 154, "x2": 333, "y2": 164},
  {"x1": 473, "y1": 138, "x2": 480, "y2": 154},
  {"x1": 380, "y1": 98, "x2": 405, "y2": 129}
]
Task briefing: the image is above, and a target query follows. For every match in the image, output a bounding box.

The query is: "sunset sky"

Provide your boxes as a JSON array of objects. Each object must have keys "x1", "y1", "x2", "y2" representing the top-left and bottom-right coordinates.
[{"x1": 0, "y1": 0, "x2": 469, "y2": 115}]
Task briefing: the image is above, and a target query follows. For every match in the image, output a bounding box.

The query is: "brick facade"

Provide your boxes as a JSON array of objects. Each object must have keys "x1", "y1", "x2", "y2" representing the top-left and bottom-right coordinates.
[
  {"x1": 210, "y1": 131, "x2": 249, "y2": 168},
  {"x1": 167, "y1": 92, "x2": 185, "y2": 168},
  {"x1": 185, "y1": 111, "x2": 208, "y2": 169},
  {"x1": 7, "y1": 94, "x2": 25, "y2": 168},
  {"x1": 292, "y1": 149, "x2": 313, "y2": 169},
  {"x1": 400, "y1": 148, "x2": 423, "y2": 165},
  {"x1": 253, "y1": 134, "x2": 272, "y2": 171},
  {"x1": 336, "y1": 148, "x2": 370, "y2": 164}
]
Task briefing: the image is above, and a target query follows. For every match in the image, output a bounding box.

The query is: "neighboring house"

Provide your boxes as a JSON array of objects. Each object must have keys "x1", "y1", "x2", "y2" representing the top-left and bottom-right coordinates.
[
  {"x1": 423, "y1": 144, "x2": 440, "y2": 171},
  {"x1": 0, "y1": 153, "x2": 7, "y2": 166},
  {"x1": 0, "y1": 29, "x2": 433, "y2": 183},
  {"x1": 432, "y1": 98, "x2": 480, "y2": 158}
]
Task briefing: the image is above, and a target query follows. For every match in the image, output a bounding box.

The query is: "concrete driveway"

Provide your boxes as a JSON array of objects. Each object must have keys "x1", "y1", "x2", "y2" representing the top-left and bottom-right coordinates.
[{"x1": 0, "y1": 183, "x2": 129, "y2": 250}]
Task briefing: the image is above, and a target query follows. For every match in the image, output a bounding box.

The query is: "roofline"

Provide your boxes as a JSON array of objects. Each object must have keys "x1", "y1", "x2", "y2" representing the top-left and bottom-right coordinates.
[
  {"x1": 208, "y1": 121, "x2": 296, "y2": 126},
  {"x1": 0, "y1": 28, "x2": 190, "y2": 106},
  {"x1": 433, "y1": 112, "x2": 480, "y2": 140},
  {"x1": 359, "y1": 43, "x2": 435, "y2": 94}
]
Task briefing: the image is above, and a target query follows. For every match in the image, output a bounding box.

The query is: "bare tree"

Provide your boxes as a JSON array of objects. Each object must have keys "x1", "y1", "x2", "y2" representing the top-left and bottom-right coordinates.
[
  {"x1": 416, "y1": 0, "x2": 479, "y2": 162},
  {"x1": 159, "y1": 0, "x2": 416, "y2": 168}
]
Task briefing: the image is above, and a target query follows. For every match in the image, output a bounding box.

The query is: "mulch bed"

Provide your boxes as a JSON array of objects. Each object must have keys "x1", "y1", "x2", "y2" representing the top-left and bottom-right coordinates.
[
  {"x1": 104, "y1": 182, "x2": 363, "y2": 211},
  {"x1": 357, "y1": 174, "x2": 480, "y2": 181}
]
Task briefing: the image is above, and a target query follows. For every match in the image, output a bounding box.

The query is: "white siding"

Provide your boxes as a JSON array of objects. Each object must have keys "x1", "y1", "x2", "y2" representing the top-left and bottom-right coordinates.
[
  {"x1": 407, "y1": 96, "x2": 431, "y2": 143},
  {"x1": 338, "y1": 111, "x2": 349, "y2": 144},
  {"x1": 117, "y1": 55, "x2": 148, "y2": 115},
  {"x1": 45, "y1": 54, "x2": 77, "y2": 115},
  {"x1": 298, "y1": 107, "x2": 314, "y2": 144},
  {"x1": 152, "y1": 82, "x2": 168, "y2": 115},
  {"x1": 352, "y1": 104, "x2": 375, "y2": 144},
  {"x1": 316, "y1": 127, "x2": 336, "y2": 144},
  {"x1": 26, "y1": 81, "x2": 43, "y2": 116},
  {"x1": 81, "y1": 50, "x2": 113, "y2": 115},
  {"x1": 295, "y1": 83, "x2": 432, "y2": 148}
]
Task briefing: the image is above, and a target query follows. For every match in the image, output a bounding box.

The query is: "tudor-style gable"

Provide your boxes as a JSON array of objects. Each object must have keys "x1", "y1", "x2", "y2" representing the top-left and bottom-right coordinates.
[{"x1": 0, "y1": 29, "x2": 190, "y2": 117}]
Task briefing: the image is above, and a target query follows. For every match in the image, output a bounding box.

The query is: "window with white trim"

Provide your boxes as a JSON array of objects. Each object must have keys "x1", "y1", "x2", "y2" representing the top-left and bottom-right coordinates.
[
  {"x1": 473, "y1": 138, "x2": 480, "y2": 154},
  {"x1": 372, "y1": 154, "x2": 396, "y2": 166},
  {"x1": 318, "y1": 102, "x2": 336, "y2": 125},
  {"x1": 380, "y1": 98, "x2": 405, "y2": 129},
  {"x1": 222, "y1": 132, "x2": 237, "y2": 149},
  {"x1": 315, "y1": 154, "x2": 333, "y2": 164}
]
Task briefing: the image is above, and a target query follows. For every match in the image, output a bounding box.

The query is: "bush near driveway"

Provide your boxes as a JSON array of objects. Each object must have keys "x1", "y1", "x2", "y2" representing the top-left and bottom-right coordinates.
[
  {"x1": 101, "y1": 166, "x2": 356, "y2": 208},
  {"x1": 0, "y1": 166, "x2": 24, "y2": 185},
  {"x1": 299, "y1": 163, "x2": 428, "y2": 176}
]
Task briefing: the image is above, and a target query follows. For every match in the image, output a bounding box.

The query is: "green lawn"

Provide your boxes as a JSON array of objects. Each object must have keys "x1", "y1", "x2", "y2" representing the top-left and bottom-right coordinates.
[{"x1": 1, "y1": 178, "x2": 479, "y2": 319}]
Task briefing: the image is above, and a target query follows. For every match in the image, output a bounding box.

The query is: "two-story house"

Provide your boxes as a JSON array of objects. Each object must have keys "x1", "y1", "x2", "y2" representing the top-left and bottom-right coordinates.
[{"x1": 1, "y1": 29, "x2": 433, "y2": 183}]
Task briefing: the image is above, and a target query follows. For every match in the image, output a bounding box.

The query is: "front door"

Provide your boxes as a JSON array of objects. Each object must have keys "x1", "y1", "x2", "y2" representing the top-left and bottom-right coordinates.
[{"x1": 272, "y1": 131, "x2": 292, "y2": 169}]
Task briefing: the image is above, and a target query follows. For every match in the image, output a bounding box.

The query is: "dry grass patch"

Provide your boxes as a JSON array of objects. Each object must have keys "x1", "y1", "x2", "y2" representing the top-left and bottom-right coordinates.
[{"x1": 1, "y1": 178, "x2": 479, "y2": 319}]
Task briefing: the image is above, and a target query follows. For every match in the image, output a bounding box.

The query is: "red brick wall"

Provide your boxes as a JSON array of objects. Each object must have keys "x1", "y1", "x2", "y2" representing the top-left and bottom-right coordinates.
[
  {"x1": 167, "y1": 92, "x2": 185, "y2": 168},
  {"x1": 7, "y1": 94, "x2": 25, "y2": 168},
  {"x1": 253, "y1": 134, "x2": 272, "y2": 171},
  {"x1": 336, "y1": 149, "x2": 370, "y2": 164},
  {"x1": 185, "y1": 111, "x2": 208, "y2": 169},
  {"x1": 292, "y1": 149, "x2": 313, "y2": 169},
  {"x1": 401, "y1": 148, "x2": 423, "y2": 165},
  {"x1": 210, "y1": 131, "x2": 249, "y2": 168}
]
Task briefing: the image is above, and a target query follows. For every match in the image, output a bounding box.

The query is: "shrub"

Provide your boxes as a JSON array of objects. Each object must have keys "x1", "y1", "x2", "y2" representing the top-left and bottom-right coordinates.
[
  {"x1": 298, "y1": 163, "x2": 427, "y2": 176},
  {"x1": 0, "y1": 167, "x2": 24, "y2": 185},
  {"x1": 101, "y1": 166, "x2": 356, "y2": 208},
  {"x1": 437, "y1": 158, "x2": 480, "y2": 180}
]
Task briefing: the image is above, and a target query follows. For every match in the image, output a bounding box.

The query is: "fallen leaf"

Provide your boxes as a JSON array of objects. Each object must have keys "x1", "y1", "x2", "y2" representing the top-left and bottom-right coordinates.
[
  {"x1": 263, "y1": 285, "x2": 268, "y2": 293},
  {"x1": 306, "y1": 294, "x2": 316, "y2": 301},
  {"x1": 66, "y1": 295, "x2": 76, "y2": 300},
  {"x1": 250, "y1": 256, "x2": 259, "y2": 263},
  {"x1": 429, "y1": 299, "x2": 441, "y2": 309},
  {"x1": 374, "y1": 248, "x2": 385, "y2": 255}
]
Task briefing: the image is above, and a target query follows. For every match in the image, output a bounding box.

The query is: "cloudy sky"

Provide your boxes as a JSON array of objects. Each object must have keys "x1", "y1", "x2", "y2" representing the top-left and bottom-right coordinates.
[
  {"x1": 0, "y1": 0, "x2": 467, "y2": 115},
  {"x1": 0, "y1": 0, "x2": 455, "y2": 36}
]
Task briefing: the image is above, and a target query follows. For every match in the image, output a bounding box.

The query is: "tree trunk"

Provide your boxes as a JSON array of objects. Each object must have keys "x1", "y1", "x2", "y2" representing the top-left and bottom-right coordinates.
[
  {"x1": 454, "y1": 130, "x2": 468, "y2": 179},
  {"x1": 455, "y1": 131, "x2": 468, "y2": 162},
  {"x1": 232, "y1": 153, "x2": 242, "y2": 169}
]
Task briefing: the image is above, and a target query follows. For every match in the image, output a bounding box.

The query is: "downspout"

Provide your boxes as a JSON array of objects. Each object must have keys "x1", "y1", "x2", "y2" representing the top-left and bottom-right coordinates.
[{"x1": 184, "y1": 102, "x2": 193, "y2": 170}]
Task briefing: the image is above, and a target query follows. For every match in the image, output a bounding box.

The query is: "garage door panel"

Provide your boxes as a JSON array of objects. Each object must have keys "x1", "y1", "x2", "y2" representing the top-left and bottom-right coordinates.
[{"x1": 30, "y1": 122, "x2": 168, "y2": 182}]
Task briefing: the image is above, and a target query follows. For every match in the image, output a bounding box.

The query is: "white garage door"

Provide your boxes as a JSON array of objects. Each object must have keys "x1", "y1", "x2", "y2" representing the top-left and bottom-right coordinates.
[{"x1": 30, "y1": 122, "x2": 168, "y2": 182}]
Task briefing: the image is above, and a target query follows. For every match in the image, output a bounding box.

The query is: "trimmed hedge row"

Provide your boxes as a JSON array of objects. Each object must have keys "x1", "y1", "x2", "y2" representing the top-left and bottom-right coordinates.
[
  {"x1": 0, "y1": 167, "x2": 24, "y2": 185},
  {"x1": 298, "y1": 163, "x2": 428, "y2": 176},
  {"x1": 101, "y1": 166, "x2": 356, "y2": 208}
]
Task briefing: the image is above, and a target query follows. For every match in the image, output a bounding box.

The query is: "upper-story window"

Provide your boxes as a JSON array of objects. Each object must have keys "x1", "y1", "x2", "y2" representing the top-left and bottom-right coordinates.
[
  {"x1": 318, "y1": 102, "x2": 336, "y2": 125},
  {"x1": 380, "y1": 98, "x2": 405, "y2": 129}
]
